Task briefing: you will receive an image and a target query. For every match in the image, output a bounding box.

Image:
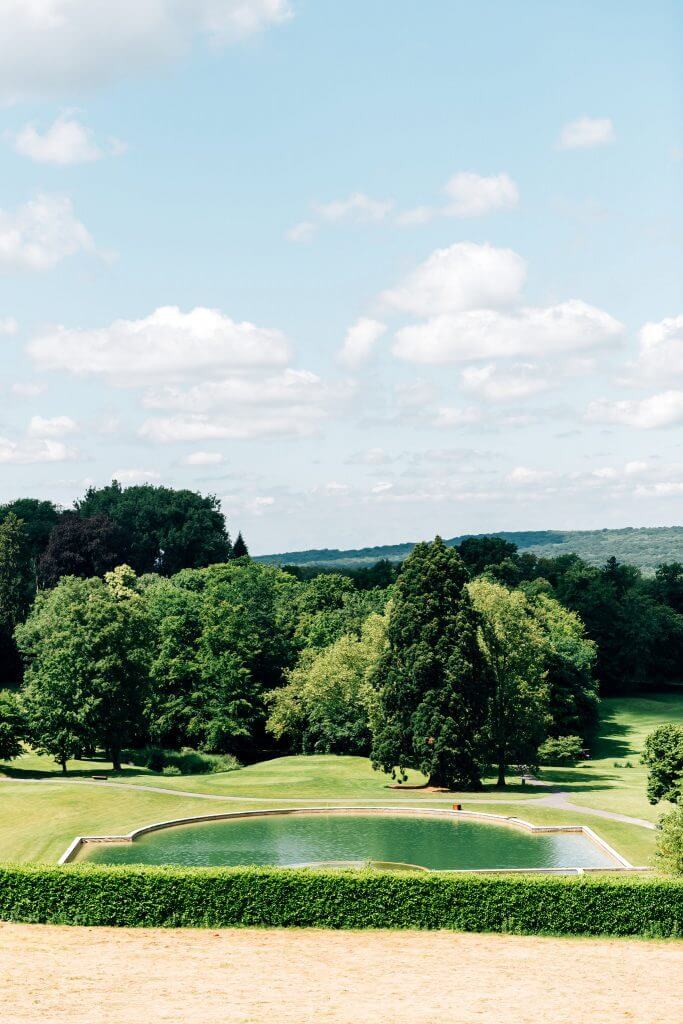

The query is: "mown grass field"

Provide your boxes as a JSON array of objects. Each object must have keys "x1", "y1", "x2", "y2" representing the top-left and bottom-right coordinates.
[{"x1": 1, "y1": 695, "x2": 680, "y2": 866}]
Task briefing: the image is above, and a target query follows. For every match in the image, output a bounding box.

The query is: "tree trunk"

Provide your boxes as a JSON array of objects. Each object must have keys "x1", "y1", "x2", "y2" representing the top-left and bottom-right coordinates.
[
  {"x1": 496, "y1": 762, "x2": 506, "y2": 787},
  {"x1": 60, "y1": 757, "x2": 67, "y2": 775},
  {"x1": 112, "y1": 750, "x2": 121, "y2": 772}
]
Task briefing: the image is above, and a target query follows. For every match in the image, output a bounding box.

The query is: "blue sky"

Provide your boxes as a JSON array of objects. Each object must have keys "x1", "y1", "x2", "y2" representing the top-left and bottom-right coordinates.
[{"x1": 0, "y1": 0, "x2": 681, "y2": 553}]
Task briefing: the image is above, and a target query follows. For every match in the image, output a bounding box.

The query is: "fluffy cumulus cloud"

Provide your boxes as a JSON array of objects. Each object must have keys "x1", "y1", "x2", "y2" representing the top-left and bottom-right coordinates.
[
  {"x1": 557, "y1": 117, "x2": 616, "y2": 149},
  {"x1": 0, "y1": 193, "x2": 95, "y2": 271},
  {"x1": 27, "y1": 415, "x2": 79, "y2": 437},
  {"x1": 585, "y1": 390, "x2": 683, "y2": 429},
  {"x1": 382, "y1": 242, "x2": 527, "y2": 317},
  {"x1": 393, "y1": 299, "x2": 623, "y2": 363},
  {"x1": 0, "y1": 0, "x2": 292, "y2": 99},
  {"x1": 142, "y1": 368, "x2": 338, "y2": 412},
  {"x1": 8, "y1": 113, "x2": 124, "y2": 165},
  {"x1": 0, "y1": 436, "x2": 75, "y2": 464},
  {"x1": 28, "y1": 306, "x2": 292, "y2": 382},
  {"x1": 461, "y1": 362, "x2": 550, "y2": 402},
  {"x1": 139, "y1": 410, "x2": 322, "y2": 442},
  {"x1": 0, "y1": 317, "x2": 18, "y2": 335},
  {"x1": 632, "y1": 315, "x2": 683, "y2": 383},
  {"x1": 442, "y1": 172, "x2": 519, "y2": 217},
  {"x1": 337, "y1": 318, "x2": 387, "y2": 369}
]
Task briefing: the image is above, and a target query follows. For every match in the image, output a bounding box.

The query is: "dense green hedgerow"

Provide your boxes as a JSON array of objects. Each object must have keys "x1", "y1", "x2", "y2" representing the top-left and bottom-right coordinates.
[{"x1": 0, "y1": 864, "x2": 681, "y2": 937}]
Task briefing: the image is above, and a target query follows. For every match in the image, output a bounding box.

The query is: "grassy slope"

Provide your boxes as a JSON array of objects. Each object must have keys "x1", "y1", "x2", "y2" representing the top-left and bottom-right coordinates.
[{"x1": 0, "y1": 696, "x2": 679, "y2": 865}]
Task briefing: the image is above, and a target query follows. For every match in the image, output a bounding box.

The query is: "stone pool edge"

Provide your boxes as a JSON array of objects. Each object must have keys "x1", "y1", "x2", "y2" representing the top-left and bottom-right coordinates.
[{"x1": 57, "y1": 806, "x2": 646, "y2": 873}]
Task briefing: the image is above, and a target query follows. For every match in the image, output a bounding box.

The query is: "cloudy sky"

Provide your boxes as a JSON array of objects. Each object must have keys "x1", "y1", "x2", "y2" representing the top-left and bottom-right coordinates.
[{"x1": 1, "y1": 1, "x2": 682, "y2": 553}]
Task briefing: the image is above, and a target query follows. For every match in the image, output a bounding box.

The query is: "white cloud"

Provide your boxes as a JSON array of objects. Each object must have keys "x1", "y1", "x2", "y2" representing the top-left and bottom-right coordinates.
[
  {"x1": 28, "y1": 306, "x2": 291, "y2": 382},
  {"x1": 635, "y1": 481, "x2": 683, "y2": 498},
  {"x1": 286, "y1": 221, "x2": 317, "y2": 243},
  {"x1": 11, "y1": 382, "x2": 47, "y2": 397},
  {"x1": 0, "y1": 437, "x2": 75, "y2": 464},
  {"x1": 0, "y1": 317, "x2": 18, "y2": 335},
  {"x1": 393, "y1": 299, "x2": 623, "y2": 363},
  {"x1": 0, "y1": 193, "x2": 95, "y2": 271},
  {"x1": 337, "y1": 318, "x2": 387, "y2": 369},
  {"x1": 431, "y1": 406, "x2": 482, "y2": 428},
  {"x1": 382, "y1": 242, "x2": 526, "y2": 317},
  {"x1": 315, "y1": 192, "x2": 393, "y2": 223},
  {"x1": 139, "y1": 409, "x2": 324, "y2": 442},
  {"x1": 395, "y1": 205, "x2": 435, "y2": 226},
  {"x1": 633, "y1": 314, "x2": 683, "y2": 383},
  {"x1": 0, "y1": 1, "x2": 292, "y2": 100},
  {"x1": 506, "y1": 466, "x2": 555, "y2": 486},
  {"x1": 183, "y1": 451, "x2": 224, "y2": 466},
  {"x1": 143, "y1": 368, "x2": 336, "y2": 412},
  {"x1": 461, "y1": 363, "x2": 550, "y2": 402},
  {"x1": 557, "y1": 117, "x2": 616, "y2": 149},
  {"x1": 112, "y1": 468, "x2": 162, "y2": 484},
  {"x1": 346, "y1": 448, "x2": 393, "y2": 466},
  {"x1": 288, "y1": 192, "x2": 393, "y2": 242},
  {"x1": 8, "y1": 114, "x2": 115, "y2": 165},
  {"x1": 585, "y1": 390, "x2": 683, "y2": 429},
  {"x1": 27, "y1": 414, "x2": 79, "y2": 437},
  {"x1": 443, "y1": 172, "x2": 519, "y2": 217}
]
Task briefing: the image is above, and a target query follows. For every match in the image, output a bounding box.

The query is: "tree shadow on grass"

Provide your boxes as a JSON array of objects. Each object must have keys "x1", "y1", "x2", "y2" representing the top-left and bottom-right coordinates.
[
  {"x1": 590, "y1": 712, "x2": 632, "y2": 760},
  {"x1": 0, "y1": 759, "x2": 154, "y2": 781}
]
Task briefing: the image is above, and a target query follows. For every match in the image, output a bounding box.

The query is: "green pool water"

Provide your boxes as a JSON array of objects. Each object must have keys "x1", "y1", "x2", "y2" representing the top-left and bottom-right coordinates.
[{"x1": 79, "y1": 813, "x2": 617, "y2": 870}]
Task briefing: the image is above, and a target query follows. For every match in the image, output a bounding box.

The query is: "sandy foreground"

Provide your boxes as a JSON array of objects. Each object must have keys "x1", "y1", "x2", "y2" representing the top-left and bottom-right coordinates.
[{"x1": 0, "y1": 923, "x2": 681, "y2": 1024}]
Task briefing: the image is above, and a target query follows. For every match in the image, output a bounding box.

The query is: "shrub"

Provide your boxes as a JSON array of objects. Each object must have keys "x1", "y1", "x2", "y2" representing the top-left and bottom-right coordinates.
[
  {"x1": 0, "y1": 864, "x2": 680, "y2": 937},
  {"x1": 538, "y1": 735, "x2": 583, "y2": 766},
  {"x1": 656, "y1": 804, "x2": 683, "y2": 875},
  {"x1": 642, "y1": 725, "x2": 683, "y2": 805},
  {"x1": 121, "y1": 747, "x2": 240, "y2": 775}
]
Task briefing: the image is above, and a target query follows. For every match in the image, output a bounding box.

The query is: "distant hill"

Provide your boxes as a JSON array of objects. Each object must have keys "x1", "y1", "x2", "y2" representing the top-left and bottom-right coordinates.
[{"x1": 256, "y1": 527, "x2": 683, "y2": 575}]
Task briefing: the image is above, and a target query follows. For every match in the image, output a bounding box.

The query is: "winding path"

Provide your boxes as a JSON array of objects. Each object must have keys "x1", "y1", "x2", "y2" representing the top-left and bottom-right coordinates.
[{"x1": 0, "y1": 774, "x2": 657, "y2": 827}]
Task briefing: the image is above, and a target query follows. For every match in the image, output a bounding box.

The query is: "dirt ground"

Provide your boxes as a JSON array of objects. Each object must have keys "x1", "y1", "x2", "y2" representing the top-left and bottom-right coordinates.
[{"x1": 1, "y1": 923, "x2": 681, "y2": 1024}]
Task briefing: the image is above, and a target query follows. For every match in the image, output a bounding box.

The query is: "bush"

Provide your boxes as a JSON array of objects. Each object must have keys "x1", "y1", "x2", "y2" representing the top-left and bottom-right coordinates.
[
  {"x1": 122, "y1": 747, "x2": 240, "y2": 775},
  {"x1": 0, "y1": 864, "x2": 680, "y2": 937},
  {"x1": 538, "y1": 735, "x2": 583, "y2": 766},
  {"x1": 656, "y1": 804, "x2": 683, "y2": 875}
]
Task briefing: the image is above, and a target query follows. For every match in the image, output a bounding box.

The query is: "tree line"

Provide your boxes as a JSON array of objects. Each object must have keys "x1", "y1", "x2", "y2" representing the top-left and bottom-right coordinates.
[{"x1": 0, "y1": 483, "x2": 682, "y2": 792}]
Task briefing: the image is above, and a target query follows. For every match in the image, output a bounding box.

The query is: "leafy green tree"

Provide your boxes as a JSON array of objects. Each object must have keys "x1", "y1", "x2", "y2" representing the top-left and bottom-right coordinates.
[
  {"x1": 267, "y1": 610, "x2": 388, "y2": 754},
  {"x1": 145, "y1": 562, "x2": 298, "y2": 753},
  {"x1": 76, "y1": 481, "x2": 231, "y2": 574},
  {"x1": 651, "y1": 562, "x2": 683, "y2": 614},
  {"x1": 468, "y1": 579, "x2": 549, "y2": 787},
  {"x1": 0, "y1": 513, "x2": 34, "y2": 682},
  {"x1": 642, "y1": 725, "x2": 683, "y2": 805},
  {"x1": 523, "y1": 583, "x2": 598, "y2": 740},
  {"x1": 0, "y1": 499, "x2": 59, "y2": 564},
  {"x1": 0, "y1": 690, "x2": 25, "y2": 761},
  {"x1": 371, "y1": 538, "x2": 491, "y2": 790},
  {"x1": 456, "y1": 536, "x2": 518, "y2": 577},
  {"x1": 538, "y1": 735, "x2": 583, "y2": 766},
  {"x1": 17, "y1": 566, "x2": 151, "y2": 771},
  {"x1": 656, "y1": 804, "x2": 683, "y2": 874}
]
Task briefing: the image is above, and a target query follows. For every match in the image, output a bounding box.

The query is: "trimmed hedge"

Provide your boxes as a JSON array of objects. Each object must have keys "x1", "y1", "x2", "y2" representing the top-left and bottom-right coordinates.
[{"x1": 0, "y1": 864, "x2": 681, "y2": 936}]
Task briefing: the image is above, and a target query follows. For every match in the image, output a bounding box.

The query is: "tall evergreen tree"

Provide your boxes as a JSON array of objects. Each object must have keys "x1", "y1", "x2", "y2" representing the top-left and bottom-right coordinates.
[
  {"x1": 371, "y1": 537, "x2": 491, "y2": 789},
  {"x1": 231, "y1": 532, "x2": 249, "y2": 559}
]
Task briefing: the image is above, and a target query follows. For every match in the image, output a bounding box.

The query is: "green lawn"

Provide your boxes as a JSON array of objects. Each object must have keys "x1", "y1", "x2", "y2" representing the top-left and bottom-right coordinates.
[{"x1": 0, "y1": 694, "x2": 679, "y2": 866}]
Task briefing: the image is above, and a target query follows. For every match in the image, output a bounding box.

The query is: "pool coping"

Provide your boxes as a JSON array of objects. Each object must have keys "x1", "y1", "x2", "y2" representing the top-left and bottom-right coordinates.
[{"x1": 57, "y1": 806, "x2": 647, "y2": 872}]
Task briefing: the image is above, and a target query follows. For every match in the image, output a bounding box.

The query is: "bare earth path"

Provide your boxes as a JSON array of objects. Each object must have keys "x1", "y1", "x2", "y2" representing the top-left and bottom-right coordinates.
[{"x1": 1, "y1": 924, "x2": 680, "y2": 1024}]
